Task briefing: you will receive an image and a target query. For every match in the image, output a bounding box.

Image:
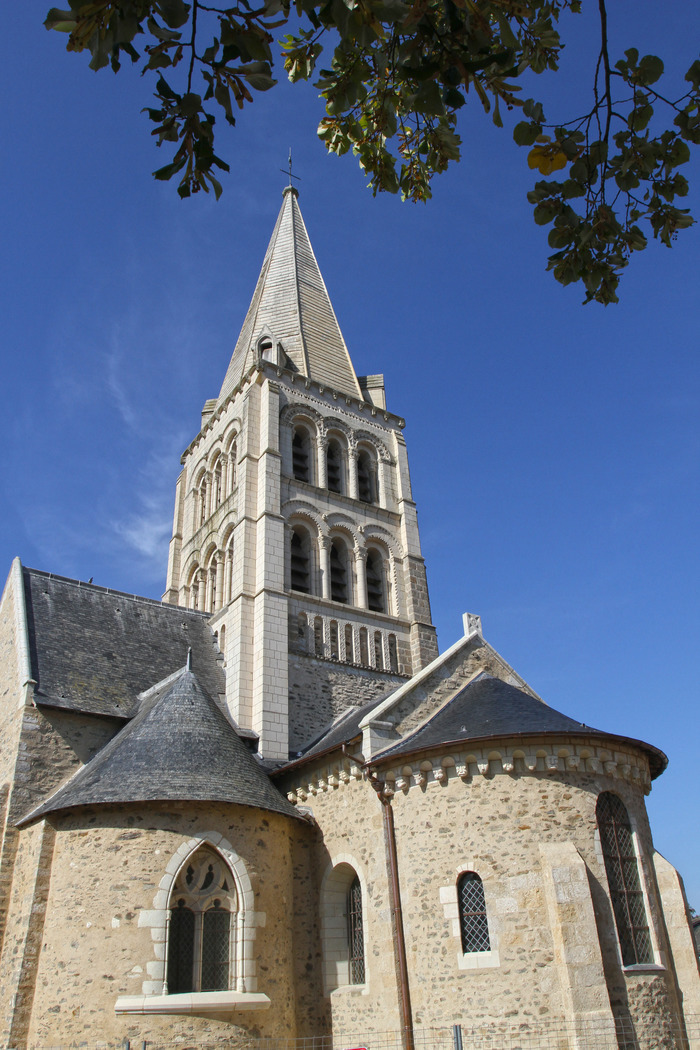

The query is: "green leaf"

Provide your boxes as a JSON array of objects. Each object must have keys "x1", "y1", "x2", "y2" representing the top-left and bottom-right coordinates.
[
  {"x1": 513, "y1": 121, "x2": 540, "y2": 146},
  {"x1": 637, "y1": 54, "x2": 664, "y2": 86},
  {"x1": 156, "y1": 0, "x2": 190, "y2": 30}
]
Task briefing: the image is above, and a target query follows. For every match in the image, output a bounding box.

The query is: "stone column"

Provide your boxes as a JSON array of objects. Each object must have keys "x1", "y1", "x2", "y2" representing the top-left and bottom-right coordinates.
[
  {"x1": 215, "y1": 552, "x2": 224, "y2": 610},
  {"x1": 224, "y1": 546, "x2": 233, "y2": 604},
  {"x1": 354, "y1": 547, "x2": 368, "y2": 610},
  {"x1": 377, "y1": 456, "x2": 390, "y2": 509},
  {"x1": 317, "y1": 435, "x2": 328, "y2": 490},
  {"x1": 320, "y1": 537, "x2": 331, "y2": 601},
  {"x1": 348, "y1": 448, "x2": 359, "y2": 500}
]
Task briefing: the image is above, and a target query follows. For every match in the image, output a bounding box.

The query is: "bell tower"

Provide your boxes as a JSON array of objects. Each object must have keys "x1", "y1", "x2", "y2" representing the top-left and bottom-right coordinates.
[{"x1": 164, "y1": 187, "x2": 437, "y2": 760}]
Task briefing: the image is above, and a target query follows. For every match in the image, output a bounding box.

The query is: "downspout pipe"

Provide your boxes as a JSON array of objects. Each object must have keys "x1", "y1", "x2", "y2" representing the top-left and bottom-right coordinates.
[{"x1": 367, "y1": 767, "x2": 415, "y2": 1050}]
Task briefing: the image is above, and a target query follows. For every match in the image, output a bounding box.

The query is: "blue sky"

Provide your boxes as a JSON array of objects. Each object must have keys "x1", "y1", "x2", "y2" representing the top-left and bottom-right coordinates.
[{"x1": 2, "y1": 7, "x2": 699, "y2": 906}]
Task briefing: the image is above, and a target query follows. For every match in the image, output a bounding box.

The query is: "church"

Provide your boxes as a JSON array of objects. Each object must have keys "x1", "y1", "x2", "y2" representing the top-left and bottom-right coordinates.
[{"x1": 0, "y1": 187, "x2": 698, "y2": 1050}]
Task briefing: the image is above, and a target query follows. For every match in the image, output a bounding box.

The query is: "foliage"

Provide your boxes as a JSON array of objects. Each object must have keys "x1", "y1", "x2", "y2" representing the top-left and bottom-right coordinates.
[{"x1": 45, "y1": 0, "x2": 700, "y2": 302}]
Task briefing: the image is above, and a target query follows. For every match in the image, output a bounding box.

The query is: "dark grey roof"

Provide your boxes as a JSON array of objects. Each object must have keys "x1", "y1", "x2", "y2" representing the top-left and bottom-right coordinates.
[
  {"x1": 23, "y1": 568, "x2": 224, "y2": 718},
  {"x1": 296, "y1": 689, "x2": 396, "y2": 760},
  {"x1": 374, "y1": 674, "x2": 667, "y2": 777},
  {"x1": 20, "y1": 666, "x2": 300, "y2": 824}
]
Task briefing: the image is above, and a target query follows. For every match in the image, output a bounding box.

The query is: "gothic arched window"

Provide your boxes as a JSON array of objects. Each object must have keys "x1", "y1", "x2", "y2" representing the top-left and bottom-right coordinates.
[
  {"x1": 212, "y1": 459, "x2": 222, "y2": 508},
  {"x1": 167, "y1": 846, "x2": 236, "y2": 994},
  {"x1": 366, "y1": 549, "x2": 386, "y2": 613},
  {"x1": 457, "y1": 872, "x2": 490, "y2": 953},
  {"x1": 596, "y1": 792, "x2": 653, "y2": 965},
  {"x1": 330, "y1": 539, "x2": 350, "y2": 604},
  {"x1": 292, "y1": 426, "x2": 312, "y2": 483}
]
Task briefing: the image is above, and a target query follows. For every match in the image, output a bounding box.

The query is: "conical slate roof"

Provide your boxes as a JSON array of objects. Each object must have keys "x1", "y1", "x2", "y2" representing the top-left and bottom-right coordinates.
[
  {"x1": 218, "y1": 187, "x2": 362, "y2": 402},
  {"x1": 20, "y1": 666, "x2": 300, "y2": 824},
  {"x1": 373, "y1": 674, "x2": 667, "y2": 777}
]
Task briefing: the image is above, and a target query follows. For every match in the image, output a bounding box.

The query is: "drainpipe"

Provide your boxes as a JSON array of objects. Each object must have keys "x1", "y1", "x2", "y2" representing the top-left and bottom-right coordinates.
[{"x1": 367, "y1": 767, "x2": 415, "y2": 1050}]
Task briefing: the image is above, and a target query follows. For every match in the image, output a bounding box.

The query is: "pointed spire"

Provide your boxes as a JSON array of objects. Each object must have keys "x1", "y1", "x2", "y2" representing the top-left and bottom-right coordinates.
[{"x1": 218, "y1": 188, "x2": 362, "y2": 402}]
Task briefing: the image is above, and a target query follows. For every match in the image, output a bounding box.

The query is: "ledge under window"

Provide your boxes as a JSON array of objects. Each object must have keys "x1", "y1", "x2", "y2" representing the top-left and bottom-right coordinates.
[
  {"x1": 115, "y1": 991, "x2": 271, "y2": 1016},
  {"x1": 622, "y1": 962, "x2": 666, "y2": 976},
  {"x1": 458, "y1": 948, "x2": 500, "y2": 971}
]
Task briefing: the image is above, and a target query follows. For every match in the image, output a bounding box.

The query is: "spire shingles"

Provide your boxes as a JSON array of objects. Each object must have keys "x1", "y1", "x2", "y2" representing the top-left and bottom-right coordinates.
[{"x1": 218, "y1": 187, "x2": 362, "y2": 402}]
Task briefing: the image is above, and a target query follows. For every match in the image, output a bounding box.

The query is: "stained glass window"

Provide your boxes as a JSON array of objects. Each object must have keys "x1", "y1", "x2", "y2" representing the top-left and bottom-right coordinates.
[{"x1": 596, "y1": 793, "x2": 653, "y2": 965}]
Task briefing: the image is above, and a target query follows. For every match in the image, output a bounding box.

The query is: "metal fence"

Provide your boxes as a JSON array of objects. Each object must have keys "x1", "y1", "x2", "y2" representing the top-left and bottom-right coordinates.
[{"x1": 21, "y1": 1014, "x2": 700, "y2": 1050}]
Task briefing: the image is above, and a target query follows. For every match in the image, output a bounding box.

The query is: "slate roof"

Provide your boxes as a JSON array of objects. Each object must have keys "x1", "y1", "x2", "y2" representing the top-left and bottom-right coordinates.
[
  {"x1": 218, "y1": 187, "x2": 363, "y2": 403},
  {"x1": 295, "y1": 689, "x2": 396, "y2": 760},
  {"x1": 20, "y1": 666, "x2": 300, "y2": 825},
  {"x1": 373, "y1": 674, "x2": 667, "y2": 778},
  {"x1": 23, "y1": 568, "x2": 224, "y2": 719}
]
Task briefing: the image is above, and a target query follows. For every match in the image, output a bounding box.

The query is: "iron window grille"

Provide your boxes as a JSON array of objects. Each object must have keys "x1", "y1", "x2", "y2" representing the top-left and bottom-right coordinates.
[
  {"x1": 457, "y1": 872, "x2": 491, "y2": 953},
  {"x1": 347, "y1": 875, "x2": 365, "y2": 984},
  {"x1": 596, "y1": 792, "x2": 653, "y2": 966}
]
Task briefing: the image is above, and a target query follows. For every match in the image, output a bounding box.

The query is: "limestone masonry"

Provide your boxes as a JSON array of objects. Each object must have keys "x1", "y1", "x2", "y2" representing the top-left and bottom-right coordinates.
[{"x1": 0, "y1": 187, "x2": 697, "y2": 1049}]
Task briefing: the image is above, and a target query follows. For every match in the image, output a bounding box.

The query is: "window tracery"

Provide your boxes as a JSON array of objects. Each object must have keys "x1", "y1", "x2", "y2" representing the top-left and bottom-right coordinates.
[{"x1": 166, "y1": 847, "x2": 237, "y2": 995}]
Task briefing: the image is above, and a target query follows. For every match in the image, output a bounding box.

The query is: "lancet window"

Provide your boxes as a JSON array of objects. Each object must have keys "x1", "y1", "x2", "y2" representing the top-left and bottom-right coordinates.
[
  {"x1": 457, "y1": 872, "x2": 490, "y2": 954},
  {"x1": 166, "y1": 846, "x2": 236, "y2": 994},
  {"x1": 596, "y1": 792, "x2": 653, "y2": 966}
]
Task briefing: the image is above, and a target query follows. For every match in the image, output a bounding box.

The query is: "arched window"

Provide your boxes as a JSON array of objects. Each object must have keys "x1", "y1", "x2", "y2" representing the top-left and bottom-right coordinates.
[
  {"x1": 596, "y1": 792, "x2": 653, "y2": 965},
  {"x1": 296, "y1": 612, "x2": 308, "y2": 652},
  {"x1": 366, "y1": 549, "x2": 386, "y2": 613},
  {"x1": 292, "y1": 426, "x2": 312, "y2": 483},
  {"x1": 347, "y1": 875, "x2": 365, "y2": 984},
  {"x1": 457, "y1": 872, "x2": 490, "y2": 953},
  {"x1": 330, "y1": 539, "x2": 350, "y2": 604},
  {"x1": 330, "y1": 620, "x2": 339, "y2": 659},
  {"x1": 357, "y1": 448, "x2": 377, "y2": 504},
  {"x1": 326, "y1": 438, "x2": 345, "y2": 494},
  {"x1": 167, "y1": 846, "x2": 236, "y2": 994},
  {"x1": 321, "y1": 863, "x2": 366, "y2": 992},
  {"x1": 227, "y1": 441, "x2": 237, "y2": 495},
  {"x1": 290, "y1": 527, "x2": 312, "y2": 594}
]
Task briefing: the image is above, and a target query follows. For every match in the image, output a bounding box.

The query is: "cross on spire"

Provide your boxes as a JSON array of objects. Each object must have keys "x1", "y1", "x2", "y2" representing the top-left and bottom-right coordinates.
[{"x1": 281, "y1": 148, "x2": 301, "y2": 189}]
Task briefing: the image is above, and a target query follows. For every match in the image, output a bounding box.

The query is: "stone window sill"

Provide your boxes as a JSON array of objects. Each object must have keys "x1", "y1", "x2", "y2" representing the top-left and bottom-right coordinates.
[
  {"x1": 622, "y1": 963, "x2": 666, "y2": 976},
  {"x1": 458, "y1": 948, "x2": 500, "y2": 971},
  {"x1": 115, "y1": 991, "x2": 271, "y2": 1016},
  {"x1": 330, "y1": 983, "x2": 369, "y2": 997}
]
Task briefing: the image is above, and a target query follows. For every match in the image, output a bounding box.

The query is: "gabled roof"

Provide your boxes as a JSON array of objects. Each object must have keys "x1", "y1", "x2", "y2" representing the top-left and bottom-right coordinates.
[
  {"x1": 22, "y1": 568, "x2": 224, "y2": 719},
  {"x1": 218, "y1": 187, "x2": 362, "y2": 402},
  {"x1": 19, "y1": 666, "x2": 300, "y2": 825}
]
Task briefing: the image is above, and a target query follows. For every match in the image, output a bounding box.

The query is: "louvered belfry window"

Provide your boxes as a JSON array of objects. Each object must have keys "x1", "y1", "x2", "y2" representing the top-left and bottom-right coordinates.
[
  {"x1": 347, "y1": 875, "x2": 365, "y2": 984},
  {"x1": 167, "y1": 847, "x2": 236, "y2": 994},
  {"x1": 596, "y1": 792, "x2": 653, "y2": 965},
  {"x1": 458, "y1": 872, "x2": 491, "y2": 953}
]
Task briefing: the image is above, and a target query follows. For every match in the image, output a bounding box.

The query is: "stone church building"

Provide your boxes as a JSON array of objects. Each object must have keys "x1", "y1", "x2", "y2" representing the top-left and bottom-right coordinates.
[{"x1": 0, "y1": 187, "x2": 698, "y2": 1049}]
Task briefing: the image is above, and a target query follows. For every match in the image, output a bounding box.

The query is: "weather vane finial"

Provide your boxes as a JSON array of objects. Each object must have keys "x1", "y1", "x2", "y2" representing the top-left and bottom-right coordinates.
[{"x1": 281, "y1": 148, "x2": 301, "y2": 189}]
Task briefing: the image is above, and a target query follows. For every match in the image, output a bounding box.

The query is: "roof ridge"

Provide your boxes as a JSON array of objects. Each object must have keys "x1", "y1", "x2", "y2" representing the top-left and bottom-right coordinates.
[{"x1": 23, "y1": 567, "x2": 207, "y2": 614}]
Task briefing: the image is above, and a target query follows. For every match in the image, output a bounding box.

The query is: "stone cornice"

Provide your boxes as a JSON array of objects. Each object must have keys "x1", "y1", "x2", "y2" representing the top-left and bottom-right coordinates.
[{"x1": 280, "y1": 735, "x2": 654, "y2": 805}]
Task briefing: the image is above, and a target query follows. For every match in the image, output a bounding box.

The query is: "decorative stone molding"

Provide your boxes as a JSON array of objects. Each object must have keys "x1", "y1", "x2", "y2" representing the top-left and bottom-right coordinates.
[
  {"x1": 283, "y1": 739, "x2": 652, "y2": 805},
  {"x1": 136, "y1": 832, "x2": 263, "y2": 1000}
]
